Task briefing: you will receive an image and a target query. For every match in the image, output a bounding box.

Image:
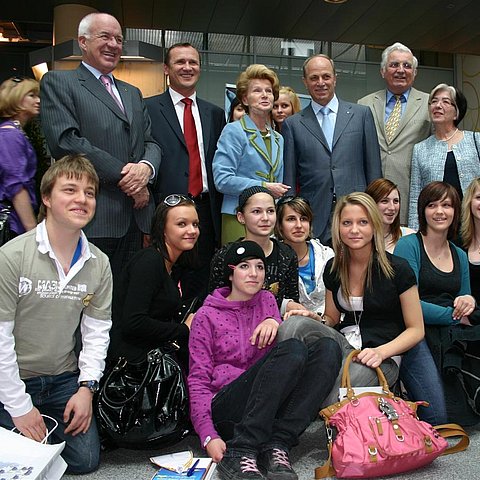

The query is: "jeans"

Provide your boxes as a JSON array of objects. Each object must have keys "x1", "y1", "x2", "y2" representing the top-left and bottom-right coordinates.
[
  {"x1": 211, "y1": 337, "x2": 341, "y2": 455},
  {"x1": 278, "y1": 315, "x2": 400, "y2": 406},
  {"x1": 0, "y1": 371, "x2": 100, "y2": 474},
  {"x1": 400, "y1": 339, "x2": 448, "y2": 425}
]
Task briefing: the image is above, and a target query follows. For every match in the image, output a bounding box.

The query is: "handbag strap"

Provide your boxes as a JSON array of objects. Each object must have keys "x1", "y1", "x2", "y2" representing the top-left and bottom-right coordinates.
[
  {"x1": 341, "y1": 349, "x2": 390, "y2": 395},
  {"x1": 100, "y1": 354, "x2": 156, "y2": 406},
  {"x1": 474, "y1": 131, "x2": 480, "y2": 161},
  {"x1": 314, "y1": 421, "x2": 335, "y2": 479},
  {"x1": 435, "y1": 423, "x2": 470, "y2": 455}
]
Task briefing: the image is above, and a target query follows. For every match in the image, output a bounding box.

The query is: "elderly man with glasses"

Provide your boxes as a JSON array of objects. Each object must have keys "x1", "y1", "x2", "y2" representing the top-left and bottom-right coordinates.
[{"x1": 358, "y1": 42, "x2": 432, "y2": 225}]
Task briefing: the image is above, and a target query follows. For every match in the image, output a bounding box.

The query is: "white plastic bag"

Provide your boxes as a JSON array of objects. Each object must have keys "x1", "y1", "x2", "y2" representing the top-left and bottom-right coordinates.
[{"x1": 0, "y1": 425, "x2": 67, "y2": 480}]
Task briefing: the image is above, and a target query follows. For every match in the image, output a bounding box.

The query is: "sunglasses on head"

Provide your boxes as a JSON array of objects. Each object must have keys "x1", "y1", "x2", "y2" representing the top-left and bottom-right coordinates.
[{"x1": 163, "y1": 194, "x2": 196, "y2": 207}]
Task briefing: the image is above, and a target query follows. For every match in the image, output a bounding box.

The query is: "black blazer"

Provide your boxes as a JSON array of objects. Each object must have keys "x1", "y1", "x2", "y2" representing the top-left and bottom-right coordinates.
[{"x1": 146, "y1": 90, "x2": 225, "y2": 241}]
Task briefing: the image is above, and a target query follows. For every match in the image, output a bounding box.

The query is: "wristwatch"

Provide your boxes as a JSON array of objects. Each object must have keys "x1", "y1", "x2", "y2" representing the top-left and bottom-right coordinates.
[{"x1": 78, "y1": 380, "x2": 99, "y2": 394}]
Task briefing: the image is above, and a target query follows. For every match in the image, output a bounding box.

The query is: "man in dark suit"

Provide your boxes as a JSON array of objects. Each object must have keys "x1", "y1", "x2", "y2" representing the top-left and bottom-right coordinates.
[
  {"x1": 146, "y1": 43, "x2": 225, "y2": 299},
  {"x1": 41, "y1": 13, "x2": 161, "y2": 278},
  {"x1": 283, "y1": 54, "x2": 382, "y2": 244}
]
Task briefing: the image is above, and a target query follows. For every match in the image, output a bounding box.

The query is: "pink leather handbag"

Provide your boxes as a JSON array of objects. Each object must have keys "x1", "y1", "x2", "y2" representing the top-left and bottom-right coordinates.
[{"x1": 315, "y1": 350, "x2": 469, "y2": 479}]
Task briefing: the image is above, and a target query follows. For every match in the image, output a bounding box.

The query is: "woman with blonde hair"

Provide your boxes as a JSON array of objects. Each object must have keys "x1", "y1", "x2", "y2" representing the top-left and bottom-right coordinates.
[
  {"x1": 461, "y1": 177, "x2": 480, "y2": 301},
  {"x1": 279, "y1": 192, "x2": 425, "y2": 407},
  {"x1": 213, "y1": 64, "x2": 289, "y2": 244},
  {"x1": 366, "y1": 178, "x2": 415, "y2": 252},
  {"x1": 0, "y1": 77, "x2": 40, "y2": 237},
  {"x1": 272, "y1": 86, "x2": 301, "y2": 132}
]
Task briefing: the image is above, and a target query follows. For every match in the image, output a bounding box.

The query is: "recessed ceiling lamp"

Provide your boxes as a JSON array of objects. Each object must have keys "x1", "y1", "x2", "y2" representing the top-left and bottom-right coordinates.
[{"x1": 324, "y1": 0, "x2": 349, "y2": 3}]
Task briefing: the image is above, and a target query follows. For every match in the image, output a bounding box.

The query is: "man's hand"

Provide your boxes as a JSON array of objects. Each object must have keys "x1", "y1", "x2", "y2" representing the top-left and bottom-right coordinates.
[
  {"x1": 250, "y1": 318, "x2": 278, "y2": 349},
  {"x1": 12, "y1": 407, "x2": 46, "y2": 442},
  {"x1": 63, "y1": 388, "x2": 93, "y2": 436},
  {"x1": 118, "y1": 163, "x2": 152, "y2": 195},
  {"x1": 132, "y1": 186, "x2": 150, "y2": 209},
  {"x1": 206, "y1": 438, "x2": 226, "y2": 463}
]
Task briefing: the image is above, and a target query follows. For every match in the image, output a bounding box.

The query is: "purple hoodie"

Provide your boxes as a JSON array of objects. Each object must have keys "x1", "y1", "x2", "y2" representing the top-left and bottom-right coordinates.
[{"x1": 188, "y1": 286, "x2": 281, "y2": 446}]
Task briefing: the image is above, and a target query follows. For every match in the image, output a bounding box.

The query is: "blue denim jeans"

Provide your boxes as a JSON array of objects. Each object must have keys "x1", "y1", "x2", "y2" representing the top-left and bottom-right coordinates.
[
  {"x1": 212, "y1": 337, "x2": 341, "y2": 455},
  {"x1": 400, "y1": 339, "x2": 448, "y2": 425},
  {"x1": 0, "y1": 371, "x2": 100, "y2": 474}
]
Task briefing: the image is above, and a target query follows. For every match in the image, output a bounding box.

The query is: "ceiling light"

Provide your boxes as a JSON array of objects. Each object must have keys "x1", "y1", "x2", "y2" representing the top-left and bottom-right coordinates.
[{"x1": 324, "y1": 0, "x2": 349, "y2": 3}]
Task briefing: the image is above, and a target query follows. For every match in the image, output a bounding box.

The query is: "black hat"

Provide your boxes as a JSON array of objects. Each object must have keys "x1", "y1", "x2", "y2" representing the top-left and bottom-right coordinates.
[
  {"x1": 237, "y1": 186, "x2": 275, "y2": 212},
  {"x1": 224, "y1": 240, "x2": 266, "y2": 280}
]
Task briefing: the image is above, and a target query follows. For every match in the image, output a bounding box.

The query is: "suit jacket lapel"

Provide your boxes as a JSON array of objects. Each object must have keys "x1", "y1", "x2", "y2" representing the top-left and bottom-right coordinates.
[
  {"x1": 77, "y1": 65, "x2": 127, "y2": 121},
  {"x1": 241, "y1": 116, "x2": 281, "y2": 179},
  {"x1": 371, "y1": 90, "x2": 387, "y2": 135},
  {"x1": 300, "y1": 105, "x2": 329, "y2": 150},
  {"x1": 198, "y1": 99, "x2": 211, "y2": 154},
  {"x1": 159, "y1": 91, "x2": 187, "y2": 147},
  {"x1": 332, "y1": 100, "x2": 354, "y2": 148}
]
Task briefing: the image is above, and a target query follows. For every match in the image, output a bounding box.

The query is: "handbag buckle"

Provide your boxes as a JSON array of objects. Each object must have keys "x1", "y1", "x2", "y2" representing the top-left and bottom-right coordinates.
[{"x1": 378, "y1": 397, "x2": 398, "y2": 421}]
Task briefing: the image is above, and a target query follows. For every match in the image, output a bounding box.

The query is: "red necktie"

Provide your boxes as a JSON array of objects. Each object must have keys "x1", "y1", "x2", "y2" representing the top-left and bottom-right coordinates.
[
  {"x1": 100, "y1": 75, "x2": 125, "y2": 113},
  {"x1": 181, "y1": 98, "x2": 203, "y2": 197}
]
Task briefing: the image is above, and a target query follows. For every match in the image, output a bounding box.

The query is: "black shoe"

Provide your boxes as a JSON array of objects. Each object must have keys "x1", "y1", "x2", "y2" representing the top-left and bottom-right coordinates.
[
  {"x1": 257, "y1": 448, "x2": 298, "y2": 480},
  {"x1": 218, "y1": 454, "x2": 265, "y2": 480}
]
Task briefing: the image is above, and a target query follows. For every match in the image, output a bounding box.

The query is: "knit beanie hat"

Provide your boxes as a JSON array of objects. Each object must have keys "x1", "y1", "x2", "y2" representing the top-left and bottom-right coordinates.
[{"x1": 237, "y1": 185, "x2": 275, "y2": 212}]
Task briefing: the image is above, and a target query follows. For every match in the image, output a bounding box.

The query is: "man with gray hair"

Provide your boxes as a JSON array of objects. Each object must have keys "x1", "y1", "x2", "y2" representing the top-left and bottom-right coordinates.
[
  {"x1": 41, "y1": 13, "x2": 161, "y2": 279},
  {"x1": 358, "y1": 42, "x2": 431, "y2": 224}
]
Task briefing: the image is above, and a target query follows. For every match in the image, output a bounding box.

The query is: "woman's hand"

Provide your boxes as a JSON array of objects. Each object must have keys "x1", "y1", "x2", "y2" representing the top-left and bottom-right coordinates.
[
  {"x1": 250, "y1": 318, "x2": 278, "y2": 349},
  {"x1": 184, "y1": 313, "x2": 194, "y2": 329},
  {"x1": 206, "y1": 438, "x2": 226, "y2": 463},
  {"x1": 355, "y1": 347, "x2": 385, "y2": 369},
  {"x1": 283, "y1": 309, "x2": 322, "y2": 322},
  {"x1": 264, "y1": 182, "x2": 290, "y2": 198},
  {"x1": 453, "y1": 295, "x2": 476, "y2": 320}
]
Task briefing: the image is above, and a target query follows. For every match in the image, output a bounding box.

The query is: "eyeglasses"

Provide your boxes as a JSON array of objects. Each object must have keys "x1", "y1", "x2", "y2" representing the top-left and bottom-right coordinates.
[
  {"x1": 93, "y1": 33, "x2": 124, "y2": 45},
  {"x1": 387, "y1": 62, "x2": 413, "y2": 70},
  {"x1": 163, "y1": 194, "x2": 195, "y2": 207},
  {"x1": 429, "y1": 98, "x2": 456, "y2": 108},
  {"x1": 276, "y1": 195, "x2": 310, "y2": 207}
]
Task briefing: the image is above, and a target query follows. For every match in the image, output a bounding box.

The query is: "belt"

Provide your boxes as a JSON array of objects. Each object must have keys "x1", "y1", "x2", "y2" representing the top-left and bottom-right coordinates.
[{"x1": 190, "y1": 192, "x2": 210, "y2": 203}]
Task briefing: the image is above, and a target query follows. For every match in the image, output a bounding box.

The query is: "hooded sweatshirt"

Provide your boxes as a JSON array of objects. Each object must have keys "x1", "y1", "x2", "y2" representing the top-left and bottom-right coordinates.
[{"x1": 188, "y1": 286, "x2": 281, "y2": 446}]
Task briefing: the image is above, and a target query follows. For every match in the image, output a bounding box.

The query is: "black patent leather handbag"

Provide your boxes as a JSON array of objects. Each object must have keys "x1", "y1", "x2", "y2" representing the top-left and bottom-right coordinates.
[
  {"x1": 95, "y1": 347, "x2": 189, "y2": 449},
  {"x1": 0, "y1": 204, "x2": 12, "y2": 247}
]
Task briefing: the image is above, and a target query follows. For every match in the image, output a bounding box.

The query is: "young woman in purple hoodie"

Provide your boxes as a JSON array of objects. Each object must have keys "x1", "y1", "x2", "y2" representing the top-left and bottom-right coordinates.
[{"x1": 188, "y1": 240, "x2": 341, "y2": 480}]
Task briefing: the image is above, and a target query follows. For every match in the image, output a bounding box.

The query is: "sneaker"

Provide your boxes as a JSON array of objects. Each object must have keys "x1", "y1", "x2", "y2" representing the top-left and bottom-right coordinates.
[
  {"x1": 257, "y1": 448, "x2": 298, "y2": 480},
  {"x1": 218, "y1": 453, "x2": 265, "y2": 480}
]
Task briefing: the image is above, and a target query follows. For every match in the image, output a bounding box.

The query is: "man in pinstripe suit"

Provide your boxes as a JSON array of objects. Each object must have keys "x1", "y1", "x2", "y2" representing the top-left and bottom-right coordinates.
[{"x1": 41, "y1": 13, "x2": 161, "y2": 278}]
